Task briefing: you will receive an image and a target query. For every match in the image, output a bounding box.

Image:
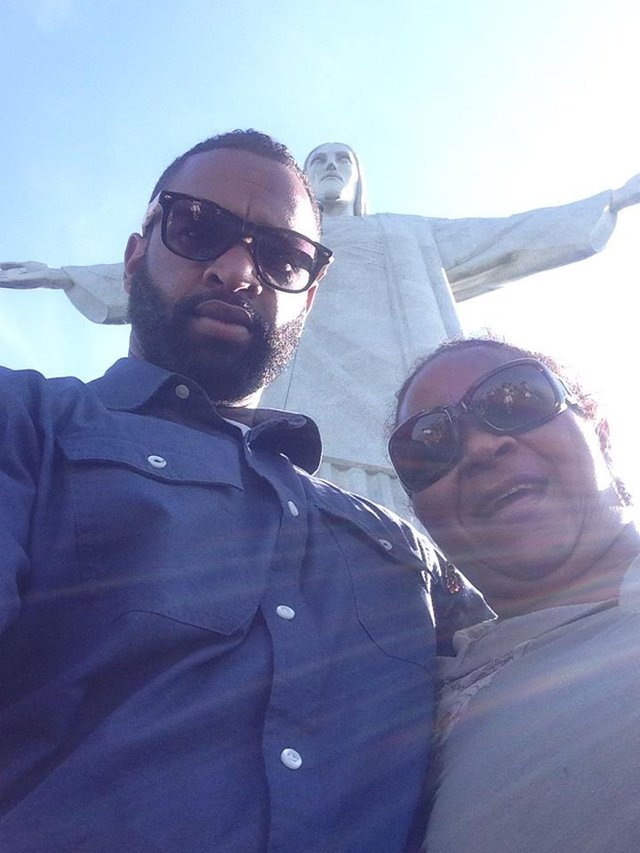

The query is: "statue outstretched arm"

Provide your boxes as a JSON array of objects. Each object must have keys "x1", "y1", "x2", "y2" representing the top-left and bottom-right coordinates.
[
  {"x1": 433, "y1": 190, "x2": 618, "y2": 301},
  {"x1": 0, "y1": 261, "x2": 127, "y2": 324},
  {"x1": 0, "y1": 262, "x2": 71, "y2": 290},
  {"x1": 62, "y1": 263, "x2": 127, "y2": 324}
]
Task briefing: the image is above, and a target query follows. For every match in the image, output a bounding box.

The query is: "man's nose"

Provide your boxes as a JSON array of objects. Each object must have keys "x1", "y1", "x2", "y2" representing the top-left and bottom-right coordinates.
[
  {"x1": 326, "y1": 160, "x2": 337, "y2": 170},
  {"x1": 201, "y1": 239, "x2": 263, "y2": 296}
]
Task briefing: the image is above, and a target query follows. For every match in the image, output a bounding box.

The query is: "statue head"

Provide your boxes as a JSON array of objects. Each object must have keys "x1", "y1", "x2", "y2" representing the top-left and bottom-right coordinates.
[{"x1": 304, "y1": 142, "x2": 369, "y2": 217}]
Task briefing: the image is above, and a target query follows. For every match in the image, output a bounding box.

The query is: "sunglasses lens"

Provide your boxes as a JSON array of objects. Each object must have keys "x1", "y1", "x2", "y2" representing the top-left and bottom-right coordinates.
[
  {"x1": 390, "y1": 410, "x2": 457, "y2": 492},
  {"x1": 470, "y1": 362, "x2": 560, "y2": 432},
  {"x1": 256, "y1": 232, "x2": 316, "y2": 292},
  {"x1": 164, "y1": 198, "x2": 238, "y2": 261}
]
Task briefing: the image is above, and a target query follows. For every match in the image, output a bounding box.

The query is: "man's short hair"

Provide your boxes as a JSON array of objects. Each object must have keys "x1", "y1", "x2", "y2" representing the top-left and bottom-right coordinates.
[{"x1": 149, "y1": 129, "x2": 321, "y2": 230}]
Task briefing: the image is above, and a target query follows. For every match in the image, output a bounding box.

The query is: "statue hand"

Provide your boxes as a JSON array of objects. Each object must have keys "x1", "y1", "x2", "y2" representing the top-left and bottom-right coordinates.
[
  {"x1": 0, "y1": 261, "x2": 70, "y2": 290},
  {"x1": 611, "y1": 174, "x2": 640, "y2": 212}
]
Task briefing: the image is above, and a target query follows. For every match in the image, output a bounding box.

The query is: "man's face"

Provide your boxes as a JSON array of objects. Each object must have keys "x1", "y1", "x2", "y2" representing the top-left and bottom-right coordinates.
[
  {"x1": 124, "y1": 149, "x2": 319, "y2": 405},
  {"x1": 401, "y1": 346, "x2": 620, "y2": 615},
  {"x1": 305, "y1": 143, "x2": 358, "y2": 206}
]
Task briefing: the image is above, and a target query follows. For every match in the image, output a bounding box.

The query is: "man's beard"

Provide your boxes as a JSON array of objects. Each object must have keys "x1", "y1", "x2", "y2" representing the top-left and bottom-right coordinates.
[{"x1": 127, "y1": 256, "x2": 306, "y2": 405}]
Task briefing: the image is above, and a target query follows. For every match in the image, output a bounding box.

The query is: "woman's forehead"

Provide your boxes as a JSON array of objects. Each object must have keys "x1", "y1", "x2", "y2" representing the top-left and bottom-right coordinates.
[{"x1": 400, "y1": 346, "x2": 518, "y2": 419}]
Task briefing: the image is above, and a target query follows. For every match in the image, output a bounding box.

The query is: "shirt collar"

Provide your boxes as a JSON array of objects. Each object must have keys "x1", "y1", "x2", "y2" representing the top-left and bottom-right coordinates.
[
  {"x1": 89, "y1": 357, "x2": 173, "y2": 410},
  {"x1": 89, "y1": 358, "x2": 322, "y2": 474}
]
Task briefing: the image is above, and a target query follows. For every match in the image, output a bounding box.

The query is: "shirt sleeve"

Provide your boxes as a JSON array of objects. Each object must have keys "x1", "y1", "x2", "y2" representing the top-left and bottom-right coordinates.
[
  {"x1": 432, "y1": 190, "x2": 616, "y2": 299},
  {"x1": 429, "y1": 558, "x2": 496, "y2": 657},
  {"x1": 403, "y1": 524, "x2": 495, "y2": 656},
  {"x1": 0, "y1": 373, "x2": 41, "y2": 635}
]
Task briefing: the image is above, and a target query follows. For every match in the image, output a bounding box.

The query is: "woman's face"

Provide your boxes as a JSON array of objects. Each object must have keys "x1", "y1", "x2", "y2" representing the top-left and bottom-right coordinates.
[{"x1": 398, "y1": 346, "x2": 621, "y2": 612}]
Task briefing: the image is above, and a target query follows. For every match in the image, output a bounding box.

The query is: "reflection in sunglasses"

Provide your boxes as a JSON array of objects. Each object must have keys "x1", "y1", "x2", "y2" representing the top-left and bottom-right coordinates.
[
  {"x1": 413, "y1": 417, "x2": 449, "y2": 447},
  {"x1": 481, "y1": 380, "x2": 544, "y2": 416}
]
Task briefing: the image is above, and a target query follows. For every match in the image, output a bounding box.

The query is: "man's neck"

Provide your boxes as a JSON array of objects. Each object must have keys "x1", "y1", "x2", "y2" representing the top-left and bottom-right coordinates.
[
  {"x1": 215, "y1": 405, "x2": 258, "y2": 427},
  {"x1": 126, "y1": 340, "x2": 265, "y2": 412}
]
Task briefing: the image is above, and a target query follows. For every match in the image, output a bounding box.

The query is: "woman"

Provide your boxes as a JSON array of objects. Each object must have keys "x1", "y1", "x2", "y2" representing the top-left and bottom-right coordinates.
[{"x1": 388, "y1": 336, "x2": 640, "y2": 852}]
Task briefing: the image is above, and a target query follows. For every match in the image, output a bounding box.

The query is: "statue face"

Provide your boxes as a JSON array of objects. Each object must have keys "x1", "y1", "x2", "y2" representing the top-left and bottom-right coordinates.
[{"x1": 305, "y1": 143, "x2": 358, "y2": 206}]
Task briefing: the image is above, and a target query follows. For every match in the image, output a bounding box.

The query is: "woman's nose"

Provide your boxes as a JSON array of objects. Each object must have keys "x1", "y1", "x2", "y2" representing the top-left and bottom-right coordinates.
[{"x1": 458, "y1": 420, "x2": 517, "y2": 476}]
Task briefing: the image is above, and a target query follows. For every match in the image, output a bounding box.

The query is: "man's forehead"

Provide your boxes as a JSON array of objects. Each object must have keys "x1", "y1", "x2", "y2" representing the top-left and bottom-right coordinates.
[{"x1": 167, "y1": 148, "x2": 316, "y2": 232}]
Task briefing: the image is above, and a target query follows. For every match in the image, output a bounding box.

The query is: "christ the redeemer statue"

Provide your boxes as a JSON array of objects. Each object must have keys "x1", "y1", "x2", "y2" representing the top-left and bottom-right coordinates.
[{"x1": 2, "y1": 143, "x2": 639, "y2": 513}]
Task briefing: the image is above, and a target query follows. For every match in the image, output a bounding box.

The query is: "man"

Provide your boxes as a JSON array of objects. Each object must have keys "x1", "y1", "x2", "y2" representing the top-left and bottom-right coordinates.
[{"x1": 0, "y1": 130, "x2": 491, "y2": 852}]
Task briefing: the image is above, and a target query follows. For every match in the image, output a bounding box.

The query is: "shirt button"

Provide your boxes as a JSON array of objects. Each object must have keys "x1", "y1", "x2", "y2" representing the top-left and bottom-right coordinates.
[
  {"x1": 280, "y1": 748, "x2": 303, "y2": 770},
  {"x1": 378, "y1": 538, "x2": 393, "y2": 551},
  {"x1": 276, "y1": 605, "x2": 296, "y2": 620},
  {"x1": 147, "y1": 455, "x2": 168, "y2": 469},
  {"x1": 287, "y1": 501, "x2": 299, "y2": 517},
  {"x1": 174, "y1": 383, "x2": 190, "y2": 400}
]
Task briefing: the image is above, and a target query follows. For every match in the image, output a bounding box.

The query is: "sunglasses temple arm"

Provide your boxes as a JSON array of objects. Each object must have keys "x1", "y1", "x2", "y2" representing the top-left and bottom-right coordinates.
[{"x1": 141, "y1": 194, "x2": 162, "y2": 234}]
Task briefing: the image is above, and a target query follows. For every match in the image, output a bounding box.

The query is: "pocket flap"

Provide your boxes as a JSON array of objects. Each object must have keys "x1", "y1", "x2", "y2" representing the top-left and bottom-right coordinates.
[{"x1": 59, "y1": 433, "x2": 243, "y2": 489}]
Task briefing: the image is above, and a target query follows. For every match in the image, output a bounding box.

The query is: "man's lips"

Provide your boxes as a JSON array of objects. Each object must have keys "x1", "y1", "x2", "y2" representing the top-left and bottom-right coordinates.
[
  {"x1": 185, "y1": 298, "x2": 256, "y2": 345},
  {"x1": 191, "y1": 299, "x2": 253, "y2": 328},
  {"x1": 472, "y1": 476, "x2": 547, "y2": 518}
]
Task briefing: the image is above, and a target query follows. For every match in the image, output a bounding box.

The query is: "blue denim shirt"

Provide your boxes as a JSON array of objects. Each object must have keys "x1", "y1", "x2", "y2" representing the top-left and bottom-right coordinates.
[{"x1": 0, "y1": 358, "x2": 490, "y2": 852}]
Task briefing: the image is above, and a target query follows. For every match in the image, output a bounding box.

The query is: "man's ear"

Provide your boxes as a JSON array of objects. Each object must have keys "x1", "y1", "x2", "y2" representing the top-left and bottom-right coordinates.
[
  {"x1": 305, "y1": 259, "x2": 331, "y2": 313},
  {"x1": 123, "y1": 233, "x2": 147, "y2": 294},
  {"x1": 304, "y1": 282, "x2": 319, "y2": 314}
]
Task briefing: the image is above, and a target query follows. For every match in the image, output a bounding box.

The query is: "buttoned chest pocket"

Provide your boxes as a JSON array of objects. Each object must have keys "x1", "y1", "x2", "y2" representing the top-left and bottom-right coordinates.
[
  {"x1": 57, "y1": 431, "x2": 270, "y2": 634},
  {"x1": 325, "y1": 516, "x2": 436, "y2": 672},
  {"x1": 352, "y1": 542, "x2": 434, "y2": 671}
]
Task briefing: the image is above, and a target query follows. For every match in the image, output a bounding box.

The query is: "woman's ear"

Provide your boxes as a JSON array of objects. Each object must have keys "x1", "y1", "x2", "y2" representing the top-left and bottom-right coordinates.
[
  {"x1": 597, "y1": 417, "x2": 632, "y2": 506},
  {"x1": 596, "y1": 417, "x2": 612, "y2": 458}
]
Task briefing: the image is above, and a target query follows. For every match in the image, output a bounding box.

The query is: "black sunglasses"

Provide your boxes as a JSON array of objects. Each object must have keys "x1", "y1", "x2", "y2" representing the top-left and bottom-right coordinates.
[
  {"x1": 389, "y1": 358, "x2": 578, "y2": 495},
  {"x1": 142, "y1": 191, "x2": 333, "y2": 293}
]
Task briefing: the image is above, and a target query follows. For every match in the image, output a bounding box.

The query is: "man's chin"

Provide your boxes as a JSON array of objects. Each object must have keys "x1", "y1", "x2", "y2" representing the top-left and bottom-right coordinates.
[{"x1": 127, "y1": 257, "x2": 306, "y2": 404}]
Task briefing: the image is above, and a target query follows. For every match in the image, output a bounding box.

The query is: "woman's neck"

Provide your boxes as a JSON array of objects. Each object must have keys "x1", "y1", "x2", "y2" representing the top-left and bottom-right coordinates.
[{"x1": 493, "y1": 518, "x2": 640, "y2": 618}]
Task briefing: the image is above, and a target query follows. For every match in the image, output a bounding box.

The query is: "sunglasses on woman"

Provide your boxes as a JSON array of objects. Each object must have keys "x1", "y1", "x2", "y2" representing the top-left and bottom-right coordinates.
[
  {"x1": 388, "y1": 358, "x2": 579, "y2": 494},
  {"x1": 142, "y1": 191, "x2": 333, "y2": 293}
]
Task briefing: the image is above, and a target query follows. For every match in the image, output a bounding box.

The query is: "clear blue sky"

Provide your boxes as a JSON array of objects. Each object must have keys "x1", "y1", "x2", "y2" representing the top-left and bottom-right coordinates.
[{"x1": 3, "y1": 0, "x2": 640, "y2": 486}]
